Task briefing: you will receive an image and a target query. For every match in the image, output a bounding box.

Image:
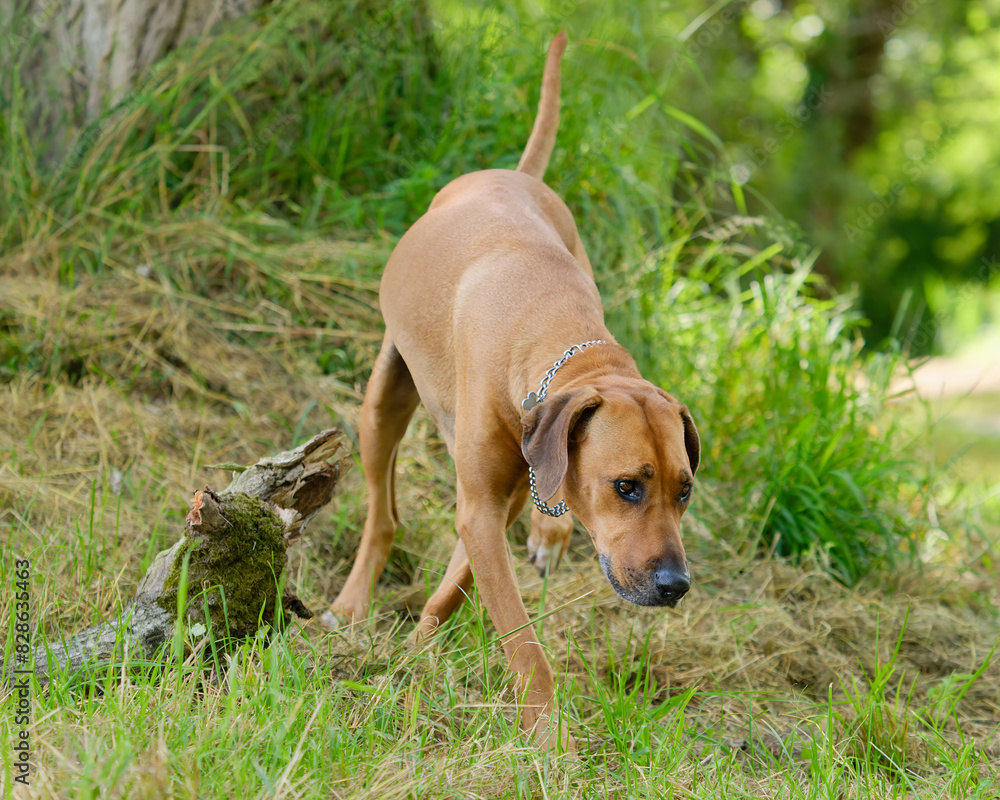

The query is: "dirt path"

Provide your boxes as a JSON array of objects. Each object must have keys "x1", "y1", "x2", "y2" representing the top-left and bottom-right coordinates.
[
  {"x1": 892, "y1": 349, "x2": 1000, "y2": 437},
  {"x1": 891, "y1": 346, "x2": 1000, "y2": 487},
  {"x1": 901, "y1": 354, "x2": 1000, "y2": 401}
]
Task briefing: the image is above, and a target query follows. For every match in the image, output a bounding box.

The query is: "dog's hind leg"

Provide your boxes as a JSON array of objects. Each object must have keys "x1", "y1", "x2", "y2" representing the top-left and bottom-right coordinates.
[{"x1": 330, "y1": 335, "x2": 419, "y2": 624}]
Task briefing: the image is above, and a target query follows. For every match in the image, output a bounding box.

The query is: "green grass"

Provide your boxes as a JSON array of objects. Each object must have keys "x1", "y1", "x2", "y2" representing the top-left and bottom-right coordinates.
[
  {"x1": 2, "y1": 0, "x2": 999, "y2": 797},
  {"x1": 5, "y1": 495, "x2": 1000, "y2": 799},
  {"x1": 5, "y1": 501, "x2": 1000, "y2": 798}
]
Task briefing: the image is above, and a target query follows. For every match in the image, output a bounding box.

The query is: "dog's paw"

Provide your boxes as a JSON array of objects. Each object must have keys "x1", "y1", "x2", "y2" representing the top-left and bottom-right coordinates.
[
  {"x1": 527, "y1": 538, "x2": 562, "y2": 576},
  {"x1": 320, "y1": 600, "x2": 367, "y2": 632},
  {"x1": 318, "y1": 609, "x2": 343, "y2": 631},
  {"x1": 405, "y1": 615, "x2": 441, "y2": 649},
  {"x1": 531, "y1": 716, "x2": 578, "y2": 755}
]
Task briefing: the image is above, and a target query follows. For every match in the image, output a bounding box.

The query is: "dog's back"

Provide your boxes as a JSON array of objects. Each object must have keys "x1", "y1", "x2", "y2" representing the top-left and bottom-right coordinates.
[{"x1": 378, "y1": 33, "x2": 602, "y2": 440}]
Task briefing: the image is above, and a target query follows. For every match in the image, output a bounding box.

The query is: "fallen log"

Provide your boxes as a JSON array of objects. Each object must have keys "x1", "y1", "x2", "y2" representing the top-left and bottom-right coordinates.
[{"x1": 28, "y1": 428, "x2": 350, "y2": 683}]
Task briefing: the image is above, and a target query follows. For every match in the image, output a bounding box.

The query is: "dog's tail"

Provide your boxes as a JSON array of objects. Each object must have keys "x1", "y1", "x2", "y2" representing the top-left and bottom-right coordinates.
[{"x1": 516, "y1": 31, "x2": 567, "y2": 180}]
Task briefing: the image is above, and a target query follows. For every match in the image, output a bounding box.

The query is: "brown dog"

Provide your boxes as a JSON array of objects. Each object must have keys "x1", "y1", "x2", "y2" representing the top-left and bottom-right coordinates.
[{"x1": 329, "y1": 32, "x2": 700, "y2": 750}]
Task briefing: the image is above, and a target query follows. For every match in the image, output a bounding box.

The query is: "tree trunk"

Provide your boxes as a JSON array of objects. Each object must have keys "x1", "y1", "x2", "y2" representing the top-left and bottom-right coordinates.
[
  {"x1": 21, "y1": 428, "x2": 349, "y2": 684},
  {"x1": 4, "y1": 0, "x2": 266, "y2": 122}
]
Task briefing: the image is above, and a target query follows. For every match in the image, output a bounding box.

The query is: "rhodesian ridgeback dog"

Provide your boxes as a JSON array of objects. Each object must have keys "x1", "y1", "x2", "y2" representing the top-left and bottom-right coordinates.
[{"x1": 329, "y1": 32, "x2": 700, "y2": 750}]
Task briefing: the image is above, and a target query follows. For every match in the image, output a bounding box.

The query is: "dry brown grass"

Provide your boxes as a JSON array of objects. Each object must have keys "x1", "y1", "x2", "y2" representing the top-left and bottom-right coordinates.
[{"x1": 3, "y1": 244, "x2": 999, "y2": 797}]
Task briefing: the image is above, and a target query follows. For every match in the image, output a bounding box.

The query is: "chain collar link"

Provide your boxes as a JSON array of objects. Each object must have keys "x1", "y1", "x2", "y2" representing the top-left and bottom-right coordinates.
[{"x1": 521, "y1": 340, "x2": 606, "y2": 516}]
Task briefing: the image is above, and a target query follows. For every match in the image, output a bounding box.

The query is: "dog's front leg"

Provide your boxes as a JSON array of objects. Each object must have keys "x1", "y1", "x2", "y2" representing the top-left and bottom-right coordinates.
[{"x1": 455, "y1": 480, "x2": 575, "y2": 752}]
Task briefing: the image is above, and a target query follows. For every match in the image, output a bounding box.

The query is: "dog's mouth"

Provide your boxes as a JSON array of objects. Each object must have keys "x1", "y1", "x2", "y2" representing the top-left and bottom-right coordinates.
[{"x1": 599, "y1": 553, "x2": 688, "y2": 608}]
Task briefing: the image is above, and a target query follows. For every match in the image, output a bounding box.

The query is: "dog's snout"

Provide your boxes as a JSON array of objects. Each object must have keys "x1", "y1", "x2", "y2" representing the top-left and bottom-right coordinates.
[{"x1": 654, "y1": 566, "x2": 690, "y2": 605}]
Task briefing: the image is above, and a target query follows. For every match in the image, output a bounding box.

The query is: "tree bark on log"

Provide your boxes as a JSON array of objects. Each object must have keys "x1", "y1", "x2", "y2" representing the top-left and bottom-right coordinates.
[{"x1": 25, "y1": 428, "x2": 350, "y2": 684}]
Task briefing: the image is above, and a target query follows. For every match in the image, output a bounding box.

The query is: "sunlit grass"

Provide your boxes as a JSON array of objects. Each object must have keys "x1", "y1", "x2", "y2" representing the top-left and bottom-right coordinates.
[{"x1": 5, "y1": 484, "x2": 1000, "y2": 798}]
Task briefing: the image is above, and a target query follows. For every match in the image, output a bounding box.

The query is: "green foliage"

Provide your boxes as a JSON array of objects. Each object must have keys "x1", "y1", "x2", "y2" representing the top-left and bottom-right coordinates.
[
  {"x1": 639, "y1": 251, "x2": 917, "y2": 584},
  {"x1": 822, "y1": 609, "x2": 999, "y2": 793},
  {"x1": 838, "y1": 613, "x2": 917, "y2": 780},
  {"x1": 676, "y1": 0, "x2": 1000, "y2": 353},
  {"x1": 1, "y1": 0, "x2": 444, "y2": 247}
]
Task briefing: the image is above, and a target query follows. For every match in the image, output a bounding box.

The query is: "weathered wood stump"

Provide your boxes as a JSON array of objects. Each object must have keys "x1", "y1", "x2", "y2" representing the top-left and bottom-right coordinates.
[{"x1": 28, "y1": 428, "x2": 350, "y2": 683}]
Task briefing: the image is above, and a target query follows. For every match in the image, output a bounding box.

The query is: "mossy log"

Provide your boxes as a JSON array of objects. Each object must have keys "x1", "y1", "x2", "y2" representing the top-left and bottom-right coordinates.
[{"x1": 30, "y1": 428, "x2": 350, "y2": 683}]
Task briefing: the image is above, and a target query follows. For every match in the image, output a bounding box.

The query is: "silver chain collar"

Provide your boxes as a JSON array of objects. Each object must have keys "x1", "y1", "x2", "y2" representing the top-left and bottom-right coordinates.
[{"x1": 521, "y1": 340, "x2": 606, "y2": 517}]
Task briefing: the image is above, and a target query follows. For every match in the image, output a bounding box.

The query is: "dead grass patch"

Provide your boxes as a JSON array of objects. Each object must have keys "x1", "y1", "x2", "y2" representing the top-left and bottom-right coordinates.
[{"x1": 2, "y1": 243, "x2": 999, "y2": 797}]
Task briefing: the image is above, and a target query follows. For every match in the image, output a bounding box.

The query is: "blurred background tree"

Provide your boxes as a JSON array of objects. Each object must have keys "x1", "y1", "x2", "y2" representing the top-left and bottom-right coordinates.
[{"x1": 655, "y1": 0, "x2": 1000, "y2": 354}]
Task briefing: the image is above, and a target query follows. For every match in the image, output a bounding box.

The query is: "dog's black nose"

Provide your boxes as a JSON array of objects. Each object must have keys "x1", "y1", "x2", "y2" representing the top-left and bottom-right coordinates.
[{"x1": 654, "y1": 567, "x2": 690, "y2": 605}]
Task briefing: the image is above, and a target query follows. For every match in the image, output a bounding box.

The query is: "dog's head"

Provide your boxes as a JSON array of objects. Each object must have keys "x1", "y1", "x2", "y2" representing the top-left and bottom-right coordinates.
[{"x1": 521, "y1": 380, "x2": 699, "y2": 607}]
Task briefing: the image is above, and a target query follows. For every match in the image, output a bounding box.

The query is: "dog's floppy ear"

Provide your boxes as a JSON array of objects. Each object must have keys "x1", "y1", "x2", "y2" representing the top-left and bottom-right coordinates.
[
  {"x1": 679, "y1": 405, "x2": 700, "y2": 475},
  {"x1": 521, "y1": 387, "x2": 602, "y2": 501}
]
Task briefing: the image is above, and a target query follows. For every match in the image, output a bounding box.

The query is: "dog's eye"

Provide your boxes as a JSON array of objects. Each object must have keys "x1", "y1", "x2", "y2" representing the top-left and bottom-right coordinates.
[
  {"x1": 615, "y1": 479, "x2": 641, "y2": 501},
  {"x1": 679, "y1": 483, "x2": 693, "y2": 503}
]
